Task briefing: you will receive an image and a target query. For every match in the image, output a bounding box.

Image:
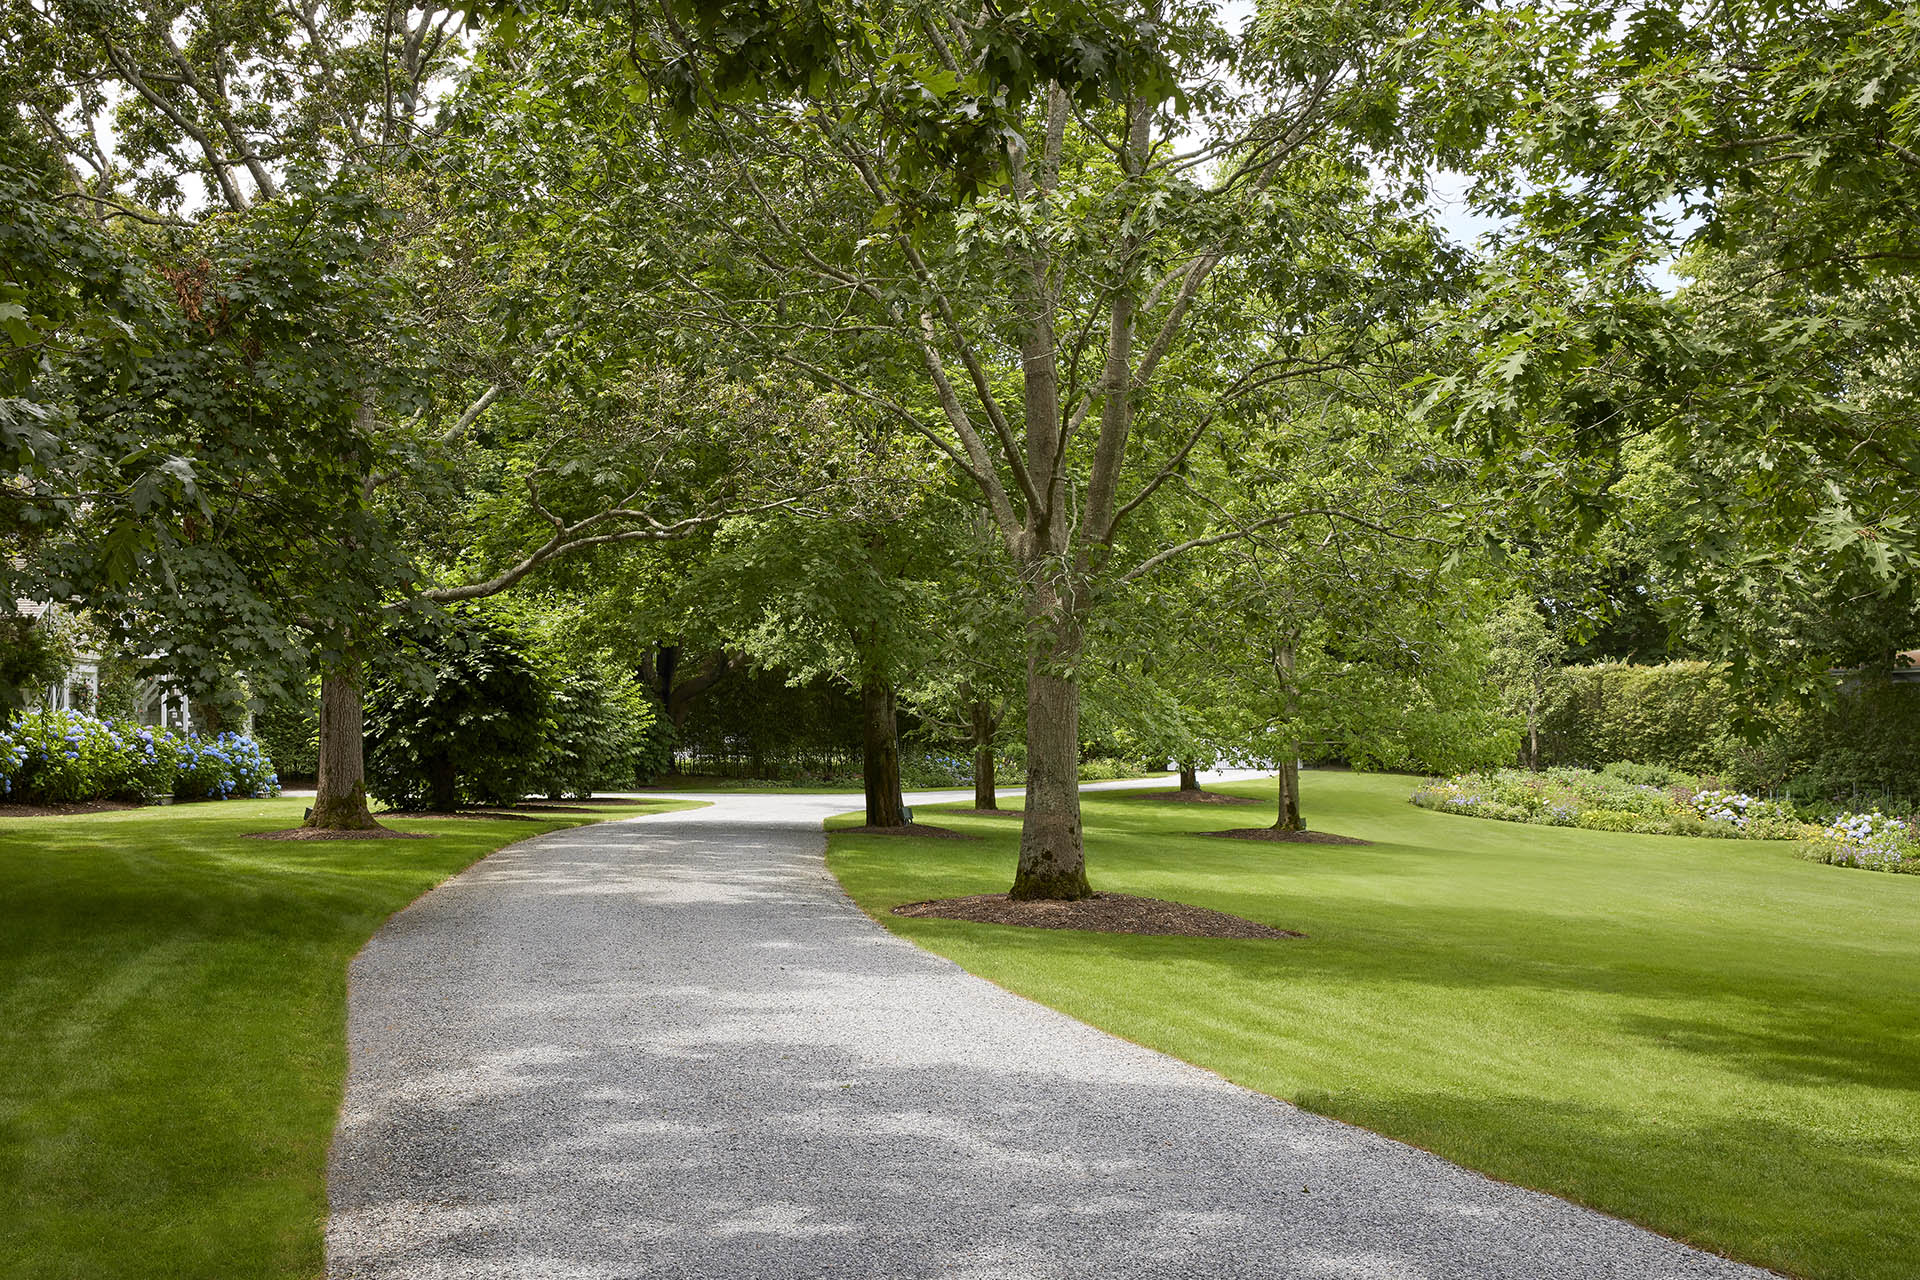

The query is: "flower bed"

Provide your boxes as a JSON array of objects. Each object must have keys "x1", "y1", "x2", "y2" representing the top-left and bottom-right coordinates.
[
  {"x1": 0, "y1": 709, "x2": 280, "y2": 805},
  {"x1": 1798, "y1": 812, "x2": 1920, "y2": 874},
  {"x1": 1410, "y1": 766, "x2": 1806, "y2": 839}
]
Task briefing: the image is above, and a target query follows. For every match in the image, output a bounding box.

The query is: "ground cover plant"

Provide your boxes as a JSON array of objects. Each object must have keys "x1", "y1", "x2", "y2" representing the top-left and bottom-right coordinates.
[
  {"x1": 1410, "y1": 763, "x2": 1806, "y2": 839},
  {"x1": 827, "y1": 771, "x2": 1920, "y2": 1280},
  {"x1": 0, "y1": 796, "x2": 701, "y2": 1279}
]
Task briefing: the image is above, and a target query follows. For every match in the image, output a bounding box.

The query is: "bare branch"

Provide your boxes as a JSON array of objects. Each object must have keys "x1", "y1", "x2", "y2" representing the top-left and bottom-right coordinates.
[{"x1": 423, "y1": 496, "x2": 800, "y2": 604}]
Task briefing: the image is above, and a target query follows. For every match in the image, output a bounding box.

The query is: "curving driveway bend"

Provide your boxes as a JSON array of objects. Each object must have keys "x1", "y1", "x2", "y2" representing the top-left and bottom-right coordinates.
[{"x1": 326, "y1": 783, "x2": 1772, "y2": 1280}]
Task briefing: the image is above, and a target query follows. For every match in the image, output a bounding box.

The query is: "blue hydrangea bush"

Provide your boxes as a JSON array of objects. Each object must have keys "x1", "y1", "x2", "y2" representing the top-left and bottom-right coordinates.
[
  {"x1": 0, "y1": 709, "x2": 280, "y2": 804},
  {"x1": 1410, "y1": 766, "x2": 1807, "y2": 840},
  {"x1": 1799, "y1": 812, "x2": 1920, "y2": 874}
]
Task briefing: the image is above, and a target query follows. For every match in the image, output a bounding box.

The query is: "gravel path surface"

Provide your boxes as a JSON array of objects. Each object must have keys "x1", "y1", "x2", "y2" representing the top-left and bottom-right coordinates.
[{"x1": 327, "y1": 781, "x2": 1773, "y2": 1280}]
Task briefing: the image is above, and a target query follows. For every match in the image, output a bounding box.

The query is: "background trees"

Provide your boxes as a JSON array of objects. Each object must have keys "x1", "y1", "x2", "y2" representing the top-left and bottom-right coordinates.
[
  {"x1": 7, "y1": 0, "x2": 1915, "y2": 863},
  {"x1": 1426, "y1": 0, "x2": 1920, "y2": 698}
]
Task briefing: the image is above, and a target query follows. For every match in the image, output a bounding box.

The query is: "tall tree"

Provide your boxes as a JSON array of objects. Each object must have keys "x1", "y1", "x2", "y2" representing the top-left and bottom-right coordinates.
[
  {"x1": 7, "y1": 3, "x2": 800, "y2": 829},
  {"x1": 478, "y1": 0, "x2": 1467, "y2": 896}
]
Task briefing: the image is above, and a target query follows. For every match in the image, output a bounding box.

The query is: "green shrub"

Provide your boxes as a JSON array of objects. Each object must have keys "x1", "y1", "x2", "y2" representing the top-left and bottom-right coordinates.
[
  {"x1": 899, "y1": 751, "x2": 972, "y2": 788},
  {"x1": 0, "y1": 613, "x2": 71, "y2": 725},
  {"x1": 1722, "y1": 680, "x2": 1920, "y2": 805},
  {"x1": 530, "y1": 666, "x2": 658, "y2": 798},
  {"x1": 1076, "y1": 756, "x2": 1137, "y2": 782},
  {"x1": 366, "y1": 615, "x2": 551, "y2": 811},
  {"x1": 1601, "y1": 760, "x2": 1690, "y2": 788},
  {"x1": 1577, "y1": 808, "x2": 1642, "y2": 832},
  {"x1": 1540, "y1": 663, "x2": 1735, "y2": 774},
  {"x1": 632, "y1": 691, "x2": 675, "y2": 784},
  {"x1": 1539, "y1": 663, "x2": 1920, "y2": 806}
]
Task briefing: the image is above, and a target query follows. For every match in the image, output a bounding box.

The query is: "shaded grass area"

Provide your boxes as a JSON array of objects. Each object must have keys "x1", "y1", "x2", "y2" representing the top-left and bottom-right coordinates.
[
  {"x1": 0, "y1": 797, "x2": 701, "y2": 1280},
  {"x1": 827, "y1": 771, "x2": 1920, "y2": 1280}
]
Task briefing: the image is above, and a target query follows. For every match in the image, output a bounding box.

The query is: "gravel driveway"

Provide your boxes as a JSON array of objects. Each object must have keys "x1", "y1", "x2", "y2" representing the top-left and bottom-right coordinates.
[{"x1": 326, "y1": 784, "x2": 1773, "y2": 1279}]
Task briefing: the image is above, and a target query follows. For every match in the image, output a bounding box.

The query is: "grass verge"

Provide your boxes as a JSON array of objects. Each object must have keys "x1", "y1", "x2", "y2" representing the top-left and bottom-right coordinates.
[
  {"x1": 0, "y1": 796, "x2": 701, "y2": 1280},
  {"x1": 826, "y1": 770, "x2": 1919, "y2": 1280}
]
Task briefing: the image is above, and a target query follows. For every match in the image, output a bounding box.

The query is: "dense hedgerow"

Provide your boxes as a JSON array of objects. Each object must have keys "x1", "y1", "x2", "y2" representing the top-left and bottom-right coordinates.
[
  {"x1": 0, "y1": 709, "x2": 279, "y2": 804},
  {"x1": 1535, "y1": 663, "x2": 1920, "y2": 804}
]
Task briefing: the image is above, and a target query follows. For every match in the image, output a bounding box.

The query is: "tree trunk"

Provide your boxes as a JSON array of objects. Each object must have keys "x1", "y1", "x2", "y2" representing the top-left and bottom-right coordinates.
[
  {"x1": 307, "y1": 666, "x2": 382, "y2": 830},
  {"x1": 1526, "y1": 692, "x2": 1541, "y2": 771},
  {"x1": 861, "y1": 676, "x2": 905, "y2": 827},
  {"x1": 971, "y1": 698, "x2": 998, "y2": 810},
  {"x1": 1274, "y1": 750, "x2": 1304, "y2": 832},
  {"x1": 1273, "y1": 643, "x2": 1303, "y2": 832},
  {"x1": 1013, "y1": 606, "x2": 1092, "y2": 900},
  {"x1": 1179, "y1": 760, "x2": 1199, "y2": 792},
  {"x1": 428, "y1": 755, "x2": 458, "y2": 813}
]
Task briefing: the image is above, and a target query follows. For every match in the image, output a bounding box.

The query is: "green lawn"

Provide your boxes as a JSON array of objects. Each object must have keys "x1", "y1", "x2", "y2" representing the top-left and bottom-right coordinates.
[
  {"x1": 0, "y1": 797, "x2": 700, "y2": 1280},
  {"x1": 827, "y1": 771, "x2": 1920, "y2": 1280}
]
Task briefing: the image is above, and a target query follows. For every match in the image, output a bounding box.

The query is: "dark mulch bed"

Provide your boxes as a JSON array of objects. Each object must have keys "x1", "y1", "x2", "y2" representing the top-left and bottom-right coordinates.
[
  {"x1": 0, "y1": 799, "x2": 141, "y2": 818},
  {"x1": 518, "y1": 797, "x2": 660, "y2": 808},
  {"x1": 1205, "y1": 827, "x2": 1372, "y2": 845},
  {"x1": 246, "y1": 826, "x2": 430, "y2": 841},
  {"x1": 893, "y1": 892, "x2": 1301, "y2": 939},
  {"x1": 1158, "y1": 788, "x2": 1261, "y2": 805},
  {"x1": 839, "y1": 822, "x2": 979, "y2": 840}
]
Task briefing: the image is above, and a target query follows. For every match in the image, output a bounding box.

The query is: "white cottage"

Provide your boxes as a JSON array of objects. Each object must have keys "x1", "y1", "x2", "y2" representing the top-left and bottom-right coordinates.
[{"x1": 19, "y1": 600, "x2": 206, "y2": 733}]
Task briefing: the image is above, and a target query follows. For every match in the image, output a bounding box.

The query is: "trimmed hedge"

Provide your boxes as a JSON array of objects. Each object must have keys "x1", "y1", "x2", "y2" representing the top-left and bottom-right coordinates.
[
  {"x1": 1539, "y1": 662, "x2": 1736, "y2": 775},
  {"x1": 1537, "y1": 663, "x2": 1920, "y2": 804}
]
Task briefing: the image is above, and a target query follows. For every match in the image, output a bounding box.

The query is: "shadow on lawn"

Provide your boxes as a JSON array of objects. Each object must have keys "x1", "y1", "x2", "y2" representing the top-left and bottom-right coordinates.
[
  {"x1": 1288, "y1": 1087, "x2": 1915, "y2": 1280},
  {"x1": 887, "y1": 895, "x2": 1920, "y2": 1099}
]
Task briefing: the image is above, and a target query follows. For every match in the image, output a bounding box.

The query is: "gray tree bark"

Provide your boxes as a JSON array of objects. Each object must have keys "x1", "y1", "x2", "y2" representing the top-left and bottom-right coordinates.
[
  {"x1": 1273, "y1": 644, "x2": 1304, "y2": 832},
  {"x1": 307, "y1": 666, "x2": 381, "y2": 830},
  {"x1": 1012, "y1": 594, "x2": 1092, "y2": 900},
  {"x1": 1274, "y1": 752, "x2": 1304, "y2": 832}
]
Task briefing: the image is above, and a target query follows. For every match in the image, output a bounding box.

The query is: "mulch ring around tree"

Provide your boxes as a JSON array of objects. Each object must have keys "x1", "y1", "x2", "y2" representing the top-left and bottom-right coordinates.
[
  {"x1": 893, "y1": 892, "x2": 1301, "y2": 940},
  {"x1": 245, "y1": 826, "x2": 431, "y2": 841},
  {"x1": 839, "y1": 822, "x2": 979, "y2": 840},
  {"x1": 1204, "y1": 827, "x2": 1372, "y2": 845},
  {"x1": 0, "y1": 799, "x2": 141, "y2": 818}
]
